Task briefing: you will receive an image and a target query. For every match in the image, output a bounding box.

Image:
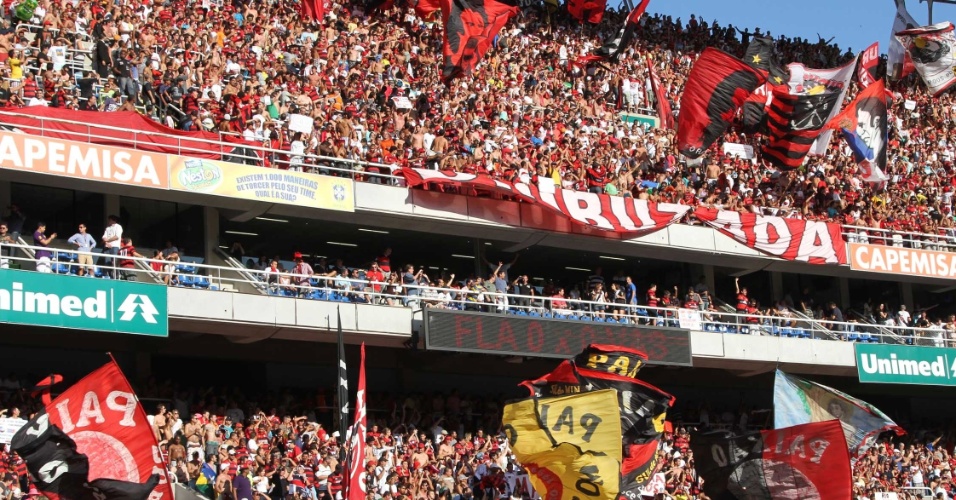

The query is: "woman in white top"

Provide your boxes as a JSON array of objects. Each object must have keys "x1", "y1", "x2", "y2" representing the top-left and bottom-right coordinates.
[{"x1": 289, "y1": 132, "x2": 306, "y2": 171}]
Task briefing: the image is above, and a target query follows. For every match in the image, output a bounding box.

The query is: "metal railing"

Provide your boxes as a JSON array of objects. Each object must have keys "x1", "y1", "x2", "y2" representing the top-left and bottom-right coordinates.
[
  {"x1": 841, "y1": 224, "x2": 956, "y2": 252},
  {"x1": 2, "y1": 242, "x2": 949, "y2": 345}
]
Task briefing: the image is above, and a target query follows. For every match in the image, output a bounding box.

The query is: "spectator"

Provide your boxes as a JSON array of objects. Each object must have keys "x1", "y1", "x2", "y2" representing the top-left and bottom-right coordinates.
[
  {"x1": 101, "y1": 215, "x2": 122, "y2": 279},
  {"x1": 66, "y1": 222, "x2": 96, "y2": 276},
  {"x1": 32, "y1": 222, "x2": 55, "y2": 273}
]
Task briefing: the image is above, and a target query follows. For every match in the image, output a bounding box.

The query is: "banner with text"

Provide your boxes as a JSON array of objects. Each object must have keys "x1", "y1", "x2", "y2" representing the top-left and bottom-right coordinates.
[
  {"x1": 423, "y1": 309, "x2": 692, "y2": 366},
  {"x1": 857, "y1": 344, "x2": 956, "y2": 386},
  {"x1": 0, "y1": 130, "x2": 168, "y2": 188},
  {"x1": 401, "y1": 169, "x2": 690, "y2": 234},
  {"x1": 170, "y1": 157, "x2": 354, "y2": 212},
  {"x1": 695, "y1": 207, "x2": 847, "y2": 265},
  {"x1": 848, "y1": 243, "x2": 956, "y2": 279},
  {"x1": 0, "y1": 268, "x2": 168, "y2": 336}
]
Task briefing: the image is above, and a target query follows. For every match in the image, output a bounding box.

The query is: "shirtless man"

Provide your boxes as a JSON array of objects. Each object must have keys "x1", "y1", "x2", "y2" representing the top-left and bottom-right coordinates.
[
  {"x1": 204, "y1": 418, "x2": 221, "y2": 461},
  {"x1": 151, "y1": 404, "x2": 167, "y2": 442},
  {"x1": 428, "y1": 129, "x2": 448, "y2": 169},
  {"x1": 184, "y1": 413, "x2": 205, "y2": 461}
]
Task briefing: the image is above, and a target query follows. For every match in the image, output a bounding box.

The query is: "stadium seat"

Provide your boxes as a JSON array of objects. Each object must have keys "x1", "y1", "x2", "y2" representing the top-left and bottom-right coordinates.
[
  {"x1": 178, "y1": 275, "x2": 195, "y2": 287},
  {"x1": 195, "y1": 276, "x2": 211, "y2": 288}
]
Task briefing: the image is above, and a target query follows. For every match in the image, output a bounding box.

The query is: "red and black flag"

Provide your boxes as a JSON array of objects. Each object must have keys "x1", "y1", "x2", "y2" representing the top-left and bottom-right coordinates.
[
  {"x1": 440, "y1": 0, "x2": 518, "y2": 84},
  {"x1": 762, "y1": 84, "x2": 841, "y2": 169},
  {"x1": 742, "y1": 82, "x2": 772, "y2": 134},
  {"x1": 690, "y1": 420, "x2": 852, "y2": 500},
  {"x1": 677, "y1": 48, "x2": 765, "y2": 158},
  {"x1": 566, "y1": 0, "x2": 604, "y2": 23},
  {"x1": 414, "y1": 0, "x2": 441, "y2": 18},
  {"x1": 521, "y1": 345, "x2": 675, "y2": 499},
  {"x1": 12, "y1": 412, "x2": 161, "y2": 500},
  {"x1": 595, "y1": 0, "x2": 650, "y2": 60},
  {"x1": 648, "y1": 58, "x2": 674, "y2": 129}
]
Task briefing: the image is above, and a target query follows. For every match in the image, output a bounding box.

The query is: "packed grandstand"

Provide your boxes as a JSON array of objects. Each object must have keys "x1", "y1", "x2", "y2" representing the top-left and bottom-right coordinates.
[{"x1": 0, "y1": 0, "x2": 956, "y2": 499}]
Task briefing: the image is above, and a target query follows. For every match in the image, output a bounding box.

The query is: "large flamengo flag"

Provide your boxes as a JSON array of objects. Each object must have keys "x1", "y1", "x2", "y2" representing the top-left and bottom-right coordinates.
[
  {"x1": 888, "y1": 0, "x2": 919, "y2": 79},
  {"x1": 346, "y1": 343, "x2": 367, "y2": 500},
  {"x1": 502, "y1": 390, "x2": 623, "y2": 500},
  {"x1": 520, "y1": 345, "x2": 674, "y2": 498},
  {"x1": 826, "y1": 80, "x2": 889, "y2": 184},
  {"x1": 691, "y1": 421, "x2": 852, "y2": 500},
  {"x1": 337, "y1": 307, "x2": 349, "y2": 443},
  {"x1": 762, "y1": 85, "x2": 841, "y2": 169},
  {"x1": 677, "y1": 48, "x2": 765, "y2": 159},
  {"x1": 648, "y1": 58, "x2": 674, "y2": 129},
  {"x1": 595, "y1": 0, "x2": 650, "y2": 60},
  {"x1": 440, "y1": 0, "x2": 518, "y2": 84},
  {"x1": 774, "y1": 370, "x2": 904, "y2": 458},
  {"x1": 896, "y1": 22, "x2": 956, "y2": 96},
  {"x1": 743, "y1": 36, "x2": 789, "y2": 86},
  {"x1": 11, "y1": 361, "x2": 171, "y2": 500}
]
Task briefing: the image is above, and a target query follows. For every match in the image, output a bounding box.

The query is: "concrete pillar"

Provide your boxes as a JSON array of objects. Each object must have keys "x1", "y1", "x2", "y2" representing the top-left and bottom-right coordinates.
[
  {"x1": 770, "y1": 272, "x2": 784, "y2": 302},
  {"x1": 839, "y1": 277, "x2": 851, "y2": 310},
  {"x1": 900, "y1": 282, "x2": 914, "y2": 310},
  {"x1": 203, "y1": 206, "x2": 219, "y2": 264}
]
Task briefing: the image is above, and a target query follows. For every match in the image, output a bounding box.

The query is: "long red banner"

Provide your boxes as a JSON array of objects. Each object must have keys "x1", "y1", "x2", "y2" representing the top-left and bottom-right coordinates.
[
  {"x1": 401, "y1": 168, "x2": 691, "y2": 235},
  {"x1": 695, "y1": 207, "x2": 847, "y2": 265},
  {"x1": 402, "y1": 169, "x2": 848, "y2": 265}
]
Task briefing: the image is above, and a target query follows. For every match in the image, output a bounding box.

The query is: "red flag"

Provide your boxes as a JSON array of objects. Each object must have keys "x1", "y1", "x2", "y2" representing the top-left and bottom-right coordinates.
[
  {"x1": 647, "y1": 58, "x2": 673, "y2": 129},
  {"x1": 440, "y1": 0, "x2": 518, "y2": 83},
  {"x1": 346, "y1": 343, "x2": 367, "y2": 500},
  {"x1": 44, "y1": 361, "x2": 173, "y2": 500},
  {"x1": 566, "y1": 0, "x2": 604, "y2": 23},
  {"x1": 858, "y1": 42, "x2": 880, "y2": 88},
  {"x1": 302, "y1": 0, "x2": 324, "y2": 21},
  {"x1": 691, "y1": 421, "x2": 852, "y2": 500}
]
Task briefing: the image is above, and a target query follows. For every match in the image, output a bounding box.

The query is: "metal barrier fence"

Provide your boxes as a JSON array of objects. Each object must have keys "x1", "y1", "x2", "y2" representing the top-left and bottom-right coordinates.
[
  {"x1": 1, "y1": 242, "x2": 948, "y2": 346},
  {"x1": 3, "y1": 109, "x2": 955, "y2": 249}
]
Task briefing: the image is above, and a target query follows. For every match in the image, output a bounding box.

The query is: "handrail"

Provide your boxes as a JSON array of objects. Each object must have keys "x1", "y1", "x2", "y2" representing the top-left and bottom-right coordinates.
[
  {"x1": 842, "y1": 224, "x2": 956, "y2": 252},
  {"x1": 0, "y1": 110, "x2": 403, "y2": 184},
  {"x1": 3, "y1": 242, "x2": 950, "y2": 346}
]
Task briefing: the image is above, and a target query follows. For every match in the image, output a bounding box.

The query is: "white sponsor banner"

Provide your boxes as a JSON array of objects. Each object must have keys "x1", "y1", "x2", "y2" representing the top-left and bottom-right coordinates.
[
  {"x1": 722, "y1": 142, "x2": 754, "y2": 159},
  {"x1": 0, "y1": 417, "x2": 27, "y2": 444},
  {"x1": 678, "y1": 308, "x2": 703, "y2": 331},
  {"x1": 288, "y1": 113, "x2": 314, "y2": 134}
]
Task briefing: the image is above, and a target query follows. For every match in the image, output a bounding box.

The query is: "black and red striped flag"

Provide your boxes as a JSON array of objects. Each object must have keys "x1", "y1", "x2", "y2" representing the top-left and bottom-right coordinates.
[
  {"x1": 762, "y1": 84, "x2": 841, "y2": 169},
  {"x1": 595, "y1": 0, "x2": 650, "y2": 60}
]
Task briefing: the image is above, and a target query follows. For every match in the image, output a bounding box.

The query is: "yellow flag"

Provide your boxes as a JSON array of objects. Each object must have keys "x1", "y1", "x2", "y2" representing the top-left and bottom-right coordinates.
[
  {"x1": 502, "y1": 390, "x2": 622, "y2": 500},
  {"x1": 524, "y1": 443, "x2": 622, "y2": 500}
]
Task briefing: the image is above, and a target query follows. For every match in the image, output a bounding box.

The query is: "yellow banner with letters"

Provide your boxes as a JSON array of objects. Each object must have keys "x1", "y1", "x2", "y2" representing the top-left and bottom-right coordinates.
[
  {"x1": 502, "y1": 389, "x2": 622, "y2": 500},
  {"x1": 168, "y1": 156, "x2": 354, "y2": 212}
]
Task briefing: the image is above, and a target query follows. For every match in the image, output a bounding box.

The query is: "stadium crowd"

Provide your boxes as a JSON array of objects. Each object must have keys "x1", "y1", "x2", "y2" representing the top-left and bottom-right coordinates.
[
  {"x1": 0, "y1": 378, "x2": 952, "y2": 500},
  {"x1": 0, "y1": 0, "x2": 953, "y2": 248}
]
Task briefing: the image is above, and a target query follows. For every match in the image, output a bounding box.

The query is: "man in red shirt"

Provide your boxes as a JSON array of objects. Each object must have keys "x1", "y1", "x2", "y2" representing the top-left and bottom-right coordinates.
[{"x1": 365, "y1": 262, "x2": 386, "y2": 304}]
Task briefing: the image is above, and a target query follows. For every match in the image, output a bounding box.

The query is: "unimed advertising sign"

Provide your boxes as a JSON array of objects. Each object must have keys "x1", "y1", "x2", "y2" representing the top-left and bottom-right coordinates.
[
  {"x1": 0, "y1": 268, "x2": 168, "y2": 336},
  {"x1": 424, "y1": 309, "x2": 693, "y2": 366},
  {"x1": 856, "y1": 344, "x2": 956, "y2": 386}
]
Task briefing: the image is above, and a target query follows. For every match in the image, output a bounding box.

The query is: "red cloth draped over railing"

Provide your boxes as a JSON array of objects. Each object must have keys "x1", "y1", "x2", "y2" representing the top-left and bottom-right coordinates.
[{"x1": 0, "y1": 107, "x2": 256, "y2": 160}]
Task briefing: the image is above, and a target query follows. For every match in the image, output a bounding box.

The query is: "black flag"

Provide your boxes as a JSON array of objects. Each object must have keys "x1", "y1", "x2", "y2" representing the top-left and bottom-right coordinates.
[
  {"x1": 11, "y1": 412, "x2": 160, "y2": 500},
  {"x1": 743, "y1": 36, "x2": 790, "y2": 85},
  {"x1": 337, "y1": 307, "x2": 349, "y2": 444}
]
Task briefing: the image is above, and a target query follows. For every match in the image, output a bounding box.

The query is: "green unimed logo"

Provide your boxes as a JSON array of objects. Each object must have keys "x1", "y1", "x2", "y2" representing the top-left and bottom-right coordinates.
[
  {"x1": 856, "y1": 344, "x2": 956, "y2": 386},
  {"x1": 0, "y1": 268, "x2": 167, "y2": 336}
]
